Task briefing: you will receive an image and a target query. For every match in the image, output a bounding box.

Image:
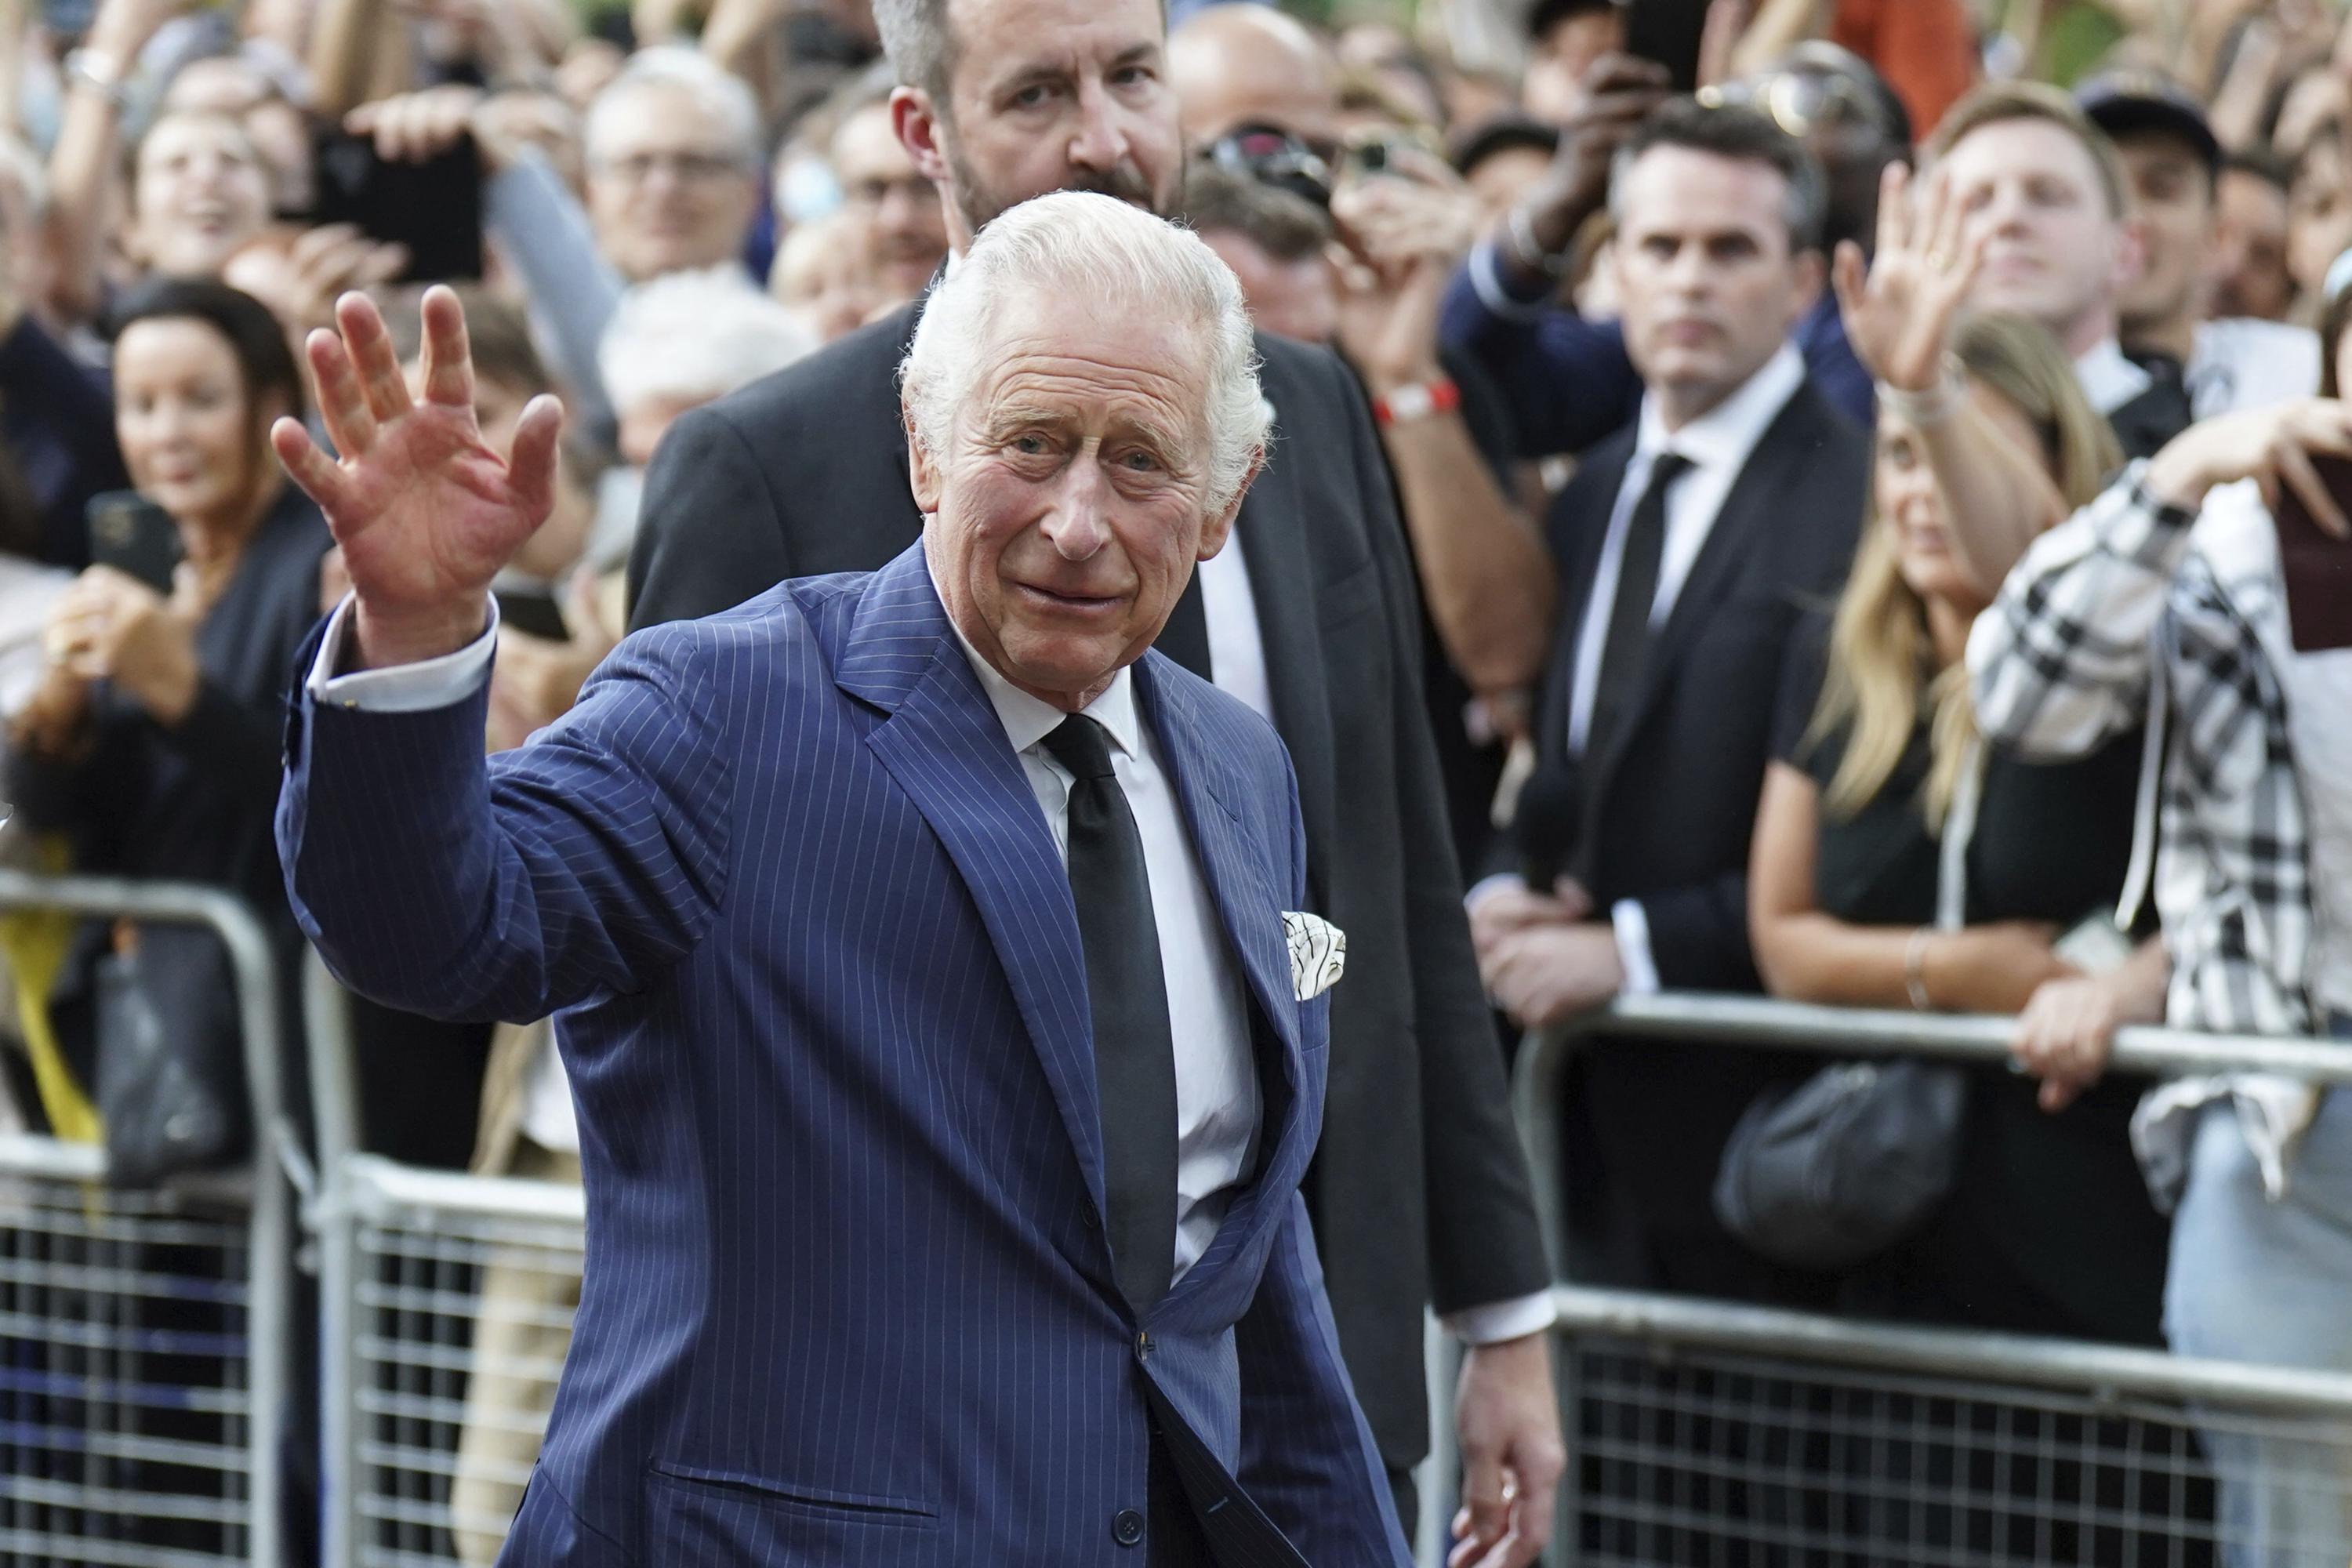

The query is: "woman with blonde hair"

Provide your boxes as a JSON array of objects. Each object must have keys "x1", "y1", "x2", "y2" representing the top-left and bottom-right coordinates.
[{"x1": 1745, "y1": 166, "x2": 2172, "y2": 1338}]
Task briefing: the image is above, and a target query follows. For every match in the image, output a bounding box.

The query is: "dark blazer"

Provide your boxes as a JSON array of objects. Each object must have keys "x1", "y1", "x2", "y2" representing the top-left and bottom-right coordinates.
[
  {"x1": 12, "y1": 485, "x2": 328, "y2": 1144},
  {"x1": 280, "y1": 546, "x2": 1408, "y2": 1565},
  {"x1": 626, "y1": 303, "x2": 1548, "y2": 1468},
  {"x1": 1517, "y1": 382, "x2": 1867, "y2": 1293}
]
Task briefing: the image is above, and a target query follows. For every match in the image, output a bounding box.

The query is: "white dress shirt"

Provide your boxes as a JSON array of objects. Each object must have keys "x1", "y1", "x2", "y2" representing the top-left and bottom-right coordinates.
[
  {"x1": 2074, "y1": 337, "x2": 2151, "y2": 417},
  {"x1": 1495, "y1": 343, "x2": 1806, "y2": 996}
]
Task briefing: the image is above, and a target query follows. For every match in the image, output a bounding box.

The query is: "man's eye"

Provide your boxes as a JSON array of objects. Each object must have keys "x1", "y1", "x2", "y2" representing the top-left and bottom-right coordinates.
[
  {"x1": 1013, "y1": 434, "x2": 1048, "y2": 455},
  {"x1": 1121, "y1": 450, "x2": 1160, "y2": 471},
  {"x1": 1011, "y1": 83, "x2": 1054, "y2": 108}
]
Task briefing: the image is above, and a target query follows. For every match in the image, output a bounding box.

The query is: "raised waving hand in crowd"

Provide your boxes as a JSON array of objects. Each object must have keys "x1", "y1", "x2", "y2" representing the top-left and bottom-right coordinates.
[{"x1": 272, "y1": 288, "x2": 562, "y2": 666}]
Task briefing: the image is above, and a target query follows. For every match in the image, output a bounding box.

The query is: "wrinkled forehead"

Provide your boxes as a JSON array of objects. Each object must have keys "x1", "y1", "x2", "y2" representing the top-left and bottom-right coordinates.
[{"x1": 963, "y1": 294, "x2": 1208, "y2": 436}]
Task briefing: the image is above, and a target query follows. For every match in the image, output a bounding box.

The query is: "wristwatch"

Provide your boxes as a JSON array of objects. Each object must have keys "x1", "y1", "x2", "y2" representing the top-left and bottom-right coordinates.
[
  {"x1": 1504, "y1": 202, "x2": 1575, "y2": 281},
  {"x1": 1371, "y1": 377, "x2": 1461, "y2": 428},
  {"x1": 64, "y1": 49, "x2": 130, "y2": 113}
]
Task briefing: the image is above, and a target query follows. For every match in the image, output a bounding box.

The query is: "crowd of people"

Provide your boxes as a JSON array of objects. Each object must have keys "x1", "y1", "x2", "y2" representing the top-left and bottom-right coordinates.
[{"x1": 0, "y1": 0, "x2": 2349, "y2": 1560}]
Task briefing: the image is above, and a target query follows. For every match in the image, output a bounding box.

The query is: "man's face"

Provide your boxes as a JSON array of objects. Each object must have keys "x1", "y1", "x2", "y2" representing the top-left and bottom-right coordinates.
[
  {"x1": 1940, "y1": 117, "x2": 2132, "y2": 353},
  {"x1": 2212, "y1": 166, "x2": 2295, "y2": 321},
  {"x1": 1611, "y1": 145, "x2": 1818, "y2": 419},
  {"x1": 1200, "y1": 228, "x2": 1336, "y2": 343},
  {"x1": 909, "y1": 293, "x2": 1239, "y2": 707},
  {"x1": 2115, "y1": 130, "x2": 2216, "y2": 336},
  {"x1": 587, "y1": 85, "x2": 761, "y2": 280},
  {"x1": 908, "y1": 0, "x2": 1182, "y2": 248},
  {"x1": 832, "y1": 102, "x2": 948, "y2": 299}
]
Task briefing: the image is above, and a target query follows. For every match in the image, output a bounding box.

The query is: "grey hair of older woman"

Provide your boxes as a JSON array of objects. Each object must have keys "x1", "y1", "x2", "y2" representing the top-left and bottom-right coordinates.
[{"x1": 898, "y1": 191, "x2": 1270, "y2": 515}]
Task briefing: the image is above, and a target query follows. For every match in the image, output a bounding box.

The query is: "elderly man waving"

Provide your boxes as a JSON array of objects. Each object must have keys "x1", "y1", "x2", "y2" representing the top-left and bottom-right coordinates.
[{"x1": 272, "y1": 191, "x2": 1407, "y2": 1566}]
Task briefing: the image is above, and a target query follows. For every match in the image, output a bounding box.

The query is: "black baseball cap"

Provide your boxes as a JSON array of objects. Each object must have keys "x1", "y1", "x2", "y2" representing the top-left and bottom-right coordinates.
[{"x1": 2075, "y1": 70, "x2": 2222, "y2": 174}]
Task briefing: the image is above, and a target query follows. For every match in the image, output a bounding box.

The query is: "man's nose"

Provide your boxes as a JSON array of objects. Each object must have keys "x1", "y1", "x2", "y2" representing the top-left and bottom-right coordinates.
[
  {"x1": 1067, "y1": 82, "x2": 1131, "y2": 173},
  {"x1": 1040, "y1": 461, "x2": 1112, "y2": 560}
]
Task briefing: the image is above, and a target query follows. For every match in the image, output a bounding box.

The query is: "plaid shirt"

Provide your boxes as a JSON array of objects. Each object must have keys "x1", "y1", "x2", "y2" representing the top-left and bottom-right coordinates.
[{"x1": 1968, "y1": 466, "x2": 2324, "y2": 1203}]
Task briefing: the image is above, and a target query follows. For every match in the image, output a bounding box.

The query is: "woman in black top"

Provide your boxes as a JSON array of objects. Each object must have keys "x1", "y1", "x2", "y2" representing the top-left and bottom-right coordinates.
[
  {"x1": 1747, "y1": 310, "x2": 2172, "y2": 1344},
  {"x1": 8, "y1": 278, "x2": 328, "y2": 1163}
]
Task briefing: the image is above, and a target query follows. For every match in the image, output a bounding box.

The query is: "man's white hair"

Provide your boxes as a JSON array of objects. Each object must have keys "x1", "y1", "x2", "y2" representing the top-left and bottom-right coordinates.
[
  {"x1": 900, "y1": 191, "x2": 1268, "y2": 514},
  {"x1": 601, "y1": 267, "x2": 815, "y2": 416},
  {"x1": 585, "y1": 45, "x2": 764, "y2": 172}
]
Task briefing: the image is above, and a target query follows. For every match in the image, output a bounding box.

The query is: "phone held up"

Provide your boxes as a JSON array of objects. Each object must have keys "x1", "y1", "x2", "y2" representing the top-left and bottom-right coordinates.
[
  {"x1": 86, "y1": 492, "x2": 183, "y2": 597},
  {"x1": 2270, "y1": 452, "x2": 2352, "y2": 653},
  {"x1": 309, "y1": 125, "x2": 485, "y2": 283}
]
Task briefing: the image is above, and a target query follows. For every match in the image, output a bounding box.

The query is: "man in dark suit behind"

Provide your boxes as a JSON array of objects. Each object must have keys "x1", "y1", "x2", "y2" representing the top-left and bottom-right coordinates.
[
  {"x1": 1471, "y1": 101, "x2": 1869, "y2": 1303},
  {"x1": 625, "y1": 0, "x2": 1562, "y2": 1557}
]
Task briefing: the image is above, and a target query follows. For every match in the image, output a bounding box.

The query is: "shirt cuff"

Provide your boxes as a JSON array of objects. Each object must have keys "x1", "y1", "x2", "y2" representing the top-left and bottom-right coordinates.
[
  {"x1": 1467, "y1": 242, "x2": 1557, "y2": 324},
  {"x1": 1611, "y1": 898, "x2": 1660, "y2": 996},
  {"x1": 1443, "y1": 1289, "x2": 1559, "y2": 1345},
  {"x1": 1464, "y1": 871, "x2": 1528, "y2": 914},
  {"x1": 305, "y1": 593, "x2": 499, "y2": 713}
]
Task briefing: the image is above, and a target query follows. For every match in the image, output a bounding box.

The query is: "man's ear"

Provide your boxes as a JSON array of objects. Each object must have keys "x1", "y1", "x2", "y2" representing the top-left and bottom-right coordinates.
[
  {"x1": 1196, "y1": 448, "x2": 1264, "y2": 562},
  {"x1": 892, "y1": 86, "x2": 952, "y2": 187},
  {"x1": 904, "y1": 399, "x2": 942, "y2": 514}
]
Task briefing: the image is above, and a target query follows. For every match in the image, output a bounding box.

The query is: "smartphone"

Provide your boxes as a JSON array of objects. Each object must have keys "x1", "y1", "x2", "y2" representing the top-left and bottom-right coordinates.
[
  {"x1": 1621, "y1": 0, "x2": 1709, "y2": 92},
  {"x1": 310, "y1": 126, "x2": 485, "y2": 282},
  {"x1": 2270, "y1": 452, "x2": 2352, "y2": 652},
  {"x1": 86, "y1": 492, "x2": 183, "y2": 595},
  {"x1": 494, "y1": 587, "x2": 569, "y2": 642}
]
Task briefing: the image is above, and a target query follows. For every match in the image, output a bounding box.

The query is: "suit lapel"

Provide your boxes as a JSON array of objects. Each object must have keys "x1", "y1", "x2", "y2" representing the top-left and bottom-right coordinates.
[
  {"x1": 1586, "y1": 393, "x2": 1813, "y2": 802},
  {"x1": 1134, "y1": 660, "x2": 1312, "y2": 1308},
  {"x1": 840, "y1": 548, "x2": 1108, "y2": 1221},
  {"x1": 1231, "y1": 399, "x2": 1340, "y2": 910}
]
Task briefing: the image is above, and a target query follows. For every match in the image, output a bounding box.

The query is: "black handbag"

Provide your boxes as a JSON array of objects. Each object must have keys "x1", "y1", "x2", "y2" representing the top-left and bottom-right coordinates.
[
  {"x1": 1711, "y1": 1057, "x2": 1967, "y2": 1270},
  {"x1": 93, "y1": 943, "x2": 242, "y2": 1188},
  {"x1": 1711, "y1": 744, "x2": 1991, "y2": 1271}
]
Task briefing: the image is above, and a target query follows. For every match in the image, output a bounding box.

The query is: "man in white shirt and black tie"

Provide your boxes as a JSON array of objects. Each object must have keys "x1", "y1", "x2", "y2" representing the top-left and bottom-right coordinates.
[{"x1": 1471, "y1": 100, "x2": 1870, "y2": 1302}]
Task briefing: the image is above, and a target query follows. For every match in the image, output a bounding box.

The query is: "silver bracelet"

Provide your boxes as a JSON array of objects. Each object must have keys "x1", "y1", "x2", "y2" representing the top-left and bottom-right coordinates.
[
  {"x1": 1904, "y1": 926, "x2": 1936, "y2": 1011},
  {"x1": 1875, "y1": 356, "x2": 1966, "y2": 428}
]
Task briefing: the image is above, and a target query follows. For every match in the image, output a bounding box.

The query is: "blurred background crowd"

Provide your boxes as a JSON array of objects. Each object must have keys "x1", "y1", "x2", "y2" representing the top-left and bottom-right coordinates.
[{"x1": 6, "y1": 0, "x2": 2352, "y2": 1561}]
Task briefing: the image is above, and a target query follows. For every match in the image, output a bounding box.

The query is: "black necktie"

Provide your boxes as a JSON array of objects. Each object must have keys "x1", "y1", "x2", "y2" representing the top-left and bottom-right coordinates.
[
  {"x1": 1584, "y1": 452, "x2": 1691, "y2": 766},
  {"x1": 1156, "y1": 575, "x2": 1213, "y2": 681},
  {"x1": 1044, "y1": 716, "x2": 1179, "y2": 1312}
]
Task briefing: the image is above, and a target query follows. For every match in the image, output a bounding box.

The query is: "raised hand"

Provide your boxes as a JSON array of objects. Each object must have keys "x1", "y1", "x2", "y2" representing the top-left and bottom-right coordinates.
[
  {"x1": 1831, "y1": 162, "x2": 1991, "y2": 394},
  {"x1": 271, "y1": 287, "x2": 563, "y2": 668}
]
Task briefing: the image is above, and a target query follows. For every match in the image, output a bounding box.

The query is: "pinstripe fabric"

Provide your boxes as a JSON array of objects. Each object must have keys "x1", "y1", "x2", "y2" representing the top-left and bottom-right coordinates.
[{"x1": 278, "y1": 543, "x2": 1408, "y2": 1566}]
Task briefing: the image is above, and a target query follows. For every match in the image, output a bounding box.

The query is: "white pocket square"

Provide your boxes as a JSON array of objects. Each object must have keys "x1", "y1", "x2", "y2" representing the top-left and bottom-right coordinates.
[{"x1": 1283, "y1": 911, "x2": 1346, "y2": 1001}]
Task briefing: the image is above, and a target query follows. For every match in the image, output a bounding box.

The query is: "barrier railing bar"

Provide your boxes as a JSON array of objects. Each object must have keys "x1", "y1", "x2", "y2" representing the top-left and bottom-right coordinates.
[
  {"x1": 0, "y1": 869, "x2": 287, "y2": 1568},
  {"x1": 344, "y1": 1156, "x2": 586, "y2": 1225},
  {"x1": 1510, "y1": 996, "x2": 2352, "y2": 1566},
  {"x1": 1550, "y1": 1285, "x2": 2352, "y2": 1416}
]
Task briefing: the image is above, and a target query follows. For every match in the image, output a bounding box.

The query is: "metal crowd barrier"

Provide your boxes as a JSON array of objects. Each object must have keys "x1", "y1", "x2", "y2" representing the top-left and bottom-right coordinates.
[
  {"x1": 0, "y1": 869, "x2": 294, "y2": 1568},
  {"x1": 1511, "y1": 994, "x2": 2352, "y2": 1567},
  {"x1": 307, "y1": 965, "x2": 585, "y2": 1568}
]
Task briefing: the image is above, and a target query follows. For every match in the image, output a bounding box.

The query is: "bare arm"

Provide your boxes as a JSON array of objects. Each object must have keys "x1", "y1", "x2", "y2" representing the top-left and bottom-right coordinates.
[
  {"x1": 1336, "y1": 169, "x2": 1558, "y2": 700},
  {"x1": 1748, "y1": 760, "x2": 2069, "y2": 1014},
  {"x1": 307, "y1": 0, "x2": 410, "y2": 119},
  {"x1": 43, "y1": 0, "x2": 184, "y2": 325},
  {"x1": 1726, "y1": 0, "x2": 1834, "y2": 78}
]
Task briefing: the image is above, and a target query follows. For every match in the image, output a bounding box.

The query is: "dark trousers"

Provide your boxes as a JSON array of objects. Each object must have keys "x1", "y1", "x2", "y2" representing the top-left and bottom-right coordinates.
[{"x1": 1388, "y1": 1466, "x2": 1419, "y2": 1545}]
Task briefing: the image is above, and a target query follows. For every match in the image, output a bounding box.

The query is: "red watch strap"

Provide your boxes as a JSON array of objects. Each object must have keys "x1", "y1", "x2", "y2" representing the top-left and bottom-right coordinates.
[{"x1": 1371, "y1": 377, "x2": 1462, "y2": 427}]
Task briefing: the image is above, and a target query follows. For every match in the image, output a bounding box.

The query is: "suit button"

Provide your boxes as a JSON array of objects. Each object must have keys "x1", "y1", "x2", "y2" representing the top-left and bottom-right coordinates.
[
  {"x1": 1112, "y1": 1508, "x2": 1145, "y2": 1547},
  {"x1": 1081, "y1": 1202, "x2": 1100, "y2": 1230}
]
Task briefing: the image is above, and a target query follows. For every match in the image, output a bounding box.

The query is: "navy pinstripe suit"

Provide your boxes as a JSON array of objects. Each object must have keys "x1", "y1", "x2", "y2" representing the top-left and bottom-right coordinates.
[{"x1": 278, "y1": 544, "x2": 1410, "y2": 1566}]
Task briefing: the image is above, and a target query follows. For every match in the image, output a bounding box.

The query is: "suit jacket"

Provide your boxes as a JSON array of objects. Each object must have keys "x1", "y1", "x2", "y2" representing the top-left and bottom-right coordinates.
[
  {"x1": 624, "y1": 302, "x2": 1547, "y2": 1468},
  {"x1": 1519, "y1": 382, "x2": 1868, "y2": 1270},
  {"x1": 279, "y1": 545, "x2": 1410, "y2": 1566}
]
